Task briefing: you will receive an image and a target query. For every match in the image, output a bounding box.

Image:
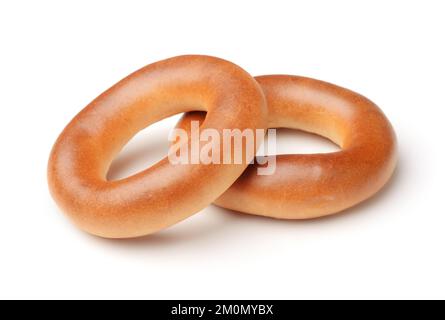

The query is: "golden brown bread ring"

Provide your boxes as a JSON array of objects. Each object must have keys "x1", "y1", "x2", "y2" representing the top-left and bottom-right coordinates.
[
  {"x1": 47, "y1": 55, "x2": 267, "y2": 238},
  {"x1": 175, "y1": 75, "x2": 397, "y2": 219}
]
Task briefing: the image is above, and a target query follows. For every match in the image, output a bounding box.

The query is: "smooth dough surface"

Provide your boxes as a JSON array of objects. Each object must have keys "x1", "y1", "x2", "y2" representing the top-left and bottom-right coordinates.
[
  {"x1": 48, "y1": 55, "x2": 267, "y2": 238},
  {"x1": 176, "y1": 75, "x2": 397, "y2": 219}
]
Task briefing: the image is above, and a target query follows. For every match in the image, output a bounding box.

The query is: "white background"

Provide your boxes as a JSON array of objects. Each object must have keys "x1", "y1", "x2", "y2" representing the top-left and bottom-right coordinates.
[{"x1": 1, "y1": 0, "x2": 444, "y2": 299}]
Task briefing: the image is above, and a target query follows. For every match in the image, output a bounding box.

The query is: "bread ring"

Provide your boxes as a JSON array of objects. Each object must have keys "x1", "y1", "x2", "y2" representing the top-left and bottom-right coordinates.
[
  {"x1": 175, "y1": 75, "x2": 397, "y2": 219},
  {"x1": 48, "y1": 55, "x2": 267, "y2": 238}
]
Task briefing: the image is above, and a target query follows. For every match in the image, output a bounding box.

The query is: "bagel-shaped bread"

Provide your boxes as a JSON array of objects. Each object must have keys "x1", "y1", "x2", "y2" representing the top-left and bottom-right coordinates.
[
  {"x1": 175, "y1": 75, "x2": 397, "y2": 219},
  {"x1": 48, "y1": 55, "x2": 267, "y2": 238}
]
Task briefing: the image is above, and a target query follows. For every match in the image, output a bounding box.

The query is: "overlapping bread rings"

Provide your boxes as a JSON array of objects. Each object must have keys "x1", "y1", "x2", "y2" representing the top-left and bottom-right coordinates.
[
  {"x1": 48, "y1": 55, "x2": 267, "y2": 238},
  {"x1": 48, "y1": 55, "x2": 397, "y2": 239},
  {"x1": 175, "y1": 75, "x2": 397, "y2": 219}
]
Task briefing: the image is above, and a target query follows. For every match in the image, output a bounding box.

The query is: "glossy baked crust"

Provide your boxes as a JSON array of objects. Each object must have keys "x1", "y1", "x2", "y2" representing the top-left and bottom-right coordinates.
[
  {"x1": 48, "y1": 55, "x2": 267, "y2": 238},
  {"x1": 176, "y1": 75, "x2": 397, "y2": 219}
]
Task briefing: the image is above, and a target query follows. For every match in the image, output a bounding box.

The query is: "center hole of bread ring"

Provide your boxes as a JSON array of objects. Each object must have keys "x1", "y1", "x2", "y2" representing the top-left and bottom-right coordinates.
[
  {"x1": 258, "y1": 128, "x2": 340, "y2": 157},
  {"x1": 107, "y1": 115, "x2": 182, "y2": 181}
]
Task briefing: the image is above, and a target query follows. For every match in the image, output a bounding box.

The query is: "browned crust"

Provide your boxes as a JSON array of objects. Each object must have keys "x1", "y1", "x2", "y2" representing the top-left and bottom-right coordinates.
[
  {"x1": 47, "y1": 55, "x2": 267, "y2": 238},
  {"x1": 176, "y1": 75, "x2": 397, "y2": 219}
]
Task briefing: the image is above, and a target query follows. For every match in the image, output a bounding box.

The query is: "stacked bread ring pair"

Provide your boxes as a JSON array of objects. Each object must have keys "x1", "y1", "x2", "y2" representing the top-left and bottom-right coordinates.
[{"x1": 48, "y1": 55, "x2": 397, "y2": 239}]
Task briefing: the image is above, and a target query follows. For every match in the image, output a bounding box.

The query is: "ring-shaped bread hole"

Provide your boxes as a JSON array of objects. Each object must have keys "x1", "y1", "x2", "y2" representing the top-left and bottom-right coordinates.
[
  {"x1": 173, "y1": 111, "x2": 341, "y2": 160},
  {"x1": 107, "y1": 113, "x2": 184, "y2": 181},
  {"x1": 257, "y1": 128, "x2": 341, "y2": 158}
]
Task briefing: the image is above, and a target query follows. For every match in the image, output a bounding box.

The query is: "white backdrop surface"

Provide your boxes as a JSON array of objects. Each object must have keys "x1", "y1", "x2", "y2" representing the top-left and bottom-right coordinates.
[{"x1": 0, "y1": 1, "x2": 444, "y2": 299}]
